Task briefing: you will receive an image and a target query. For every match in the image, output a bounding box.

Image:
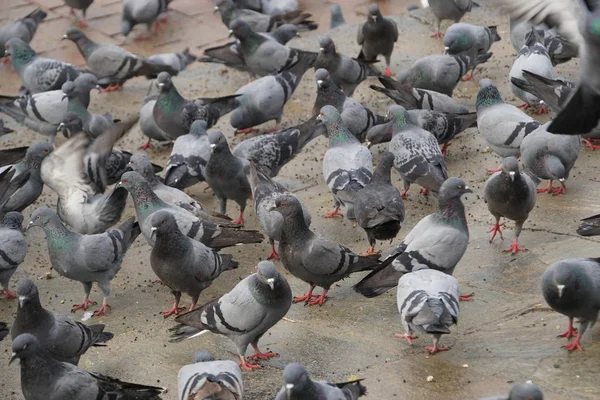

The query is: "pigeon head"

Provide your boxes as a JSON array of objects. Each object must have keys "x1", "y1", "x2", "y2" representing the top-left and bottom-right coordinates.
[
  {"x1": 149, "y1": 210, "x2": 179, "y2": 239},
  {"x1": 443, "y1": 29, "x2": 471, "y2": 54},
  {"x1": 229, "y1": 19, "x2": 254, "y2": 39},
  {"x1": 62, "y1": 27, "x2": 86, "y2": 42},
  {"x1": 58, "y1": 112, "x2": 83, "y2": 138},
  {"x1": 27, "y1": 207, "x2": 60, "y2": 230},
  {"x1": 274, "y1": 24, "x2": 300, "y2": 43},
  {"x1": 257, "y1": 261, "x2": 280, "y2": 290},
  {"x1": 16, "y1": 278, "x2": 40, "y2": 308},
  {"x1": 508, "y1": 382, "x2": 543, "y2": 400},
  {"x1": 61, "y1": 81, "x2": 77, "y2": 99},
  {"x1": 501, "y1": 157, "x2": 520, "y2": 182},
  {"x1": 282, "y1": 363, "x2": 311, "y2": 395},
  {"x1": 365, "y1": 125, "x2": 392, "y2": 146},
  {"x1": 316, "y1": 104, "x2": 341, "y2": 125},
  {"x1": 4, "y1": 38, "x2": 36, "y2": 64},
  {"x1": 156, "y1": 72, "x2": 173, "y2": 91},
  {"x1": 367, "y1": 4, "x2": 381, "y2": 22},
  {"x1": 585, "y1": 13, "x2": 600, "y2": 45},
  {"x1": 476, "y1": 79, "x2": 503, "y2": 110},
  {"x1": 315, "y1": 68, "x2": 333, "y2": 89},
  {"x1": 271, "y1": 194, "x2": 303, "y2": 218},
  {"x1": 2, "y1": 212, "x2": 24, "y2": 230},
  {"x1": 386, "y1": 105, "x2": 409, "y2": 128},
  {"x1": 548, "y1": 261, "x2": 586, "y2": 301},
  {"x1": 439, "y1": 177, "x2": 472, "y2": 201},
  {"x1": 116, "y1": 171, "x2": 152, "y2": 196},
  {"x1": 189, "y1": 120, "x2": 208, "y2": 137},
  {"x1": 192, "y1": 350, "x2": 215, "y2": 363},
  {"x1": 74, "y1": 73, "x2": 101, "y2": 93},
  {"x1": 127, "y1": 154, "x2": 154, "y2": 179},
  {"x1": 24, "y1": 142, "x2": 53, "y2": 166},
  {"x1": 10, "y1": 334, "x2": 42, "y2": 365},
  {"x1": 319, "y1": 36, "x2": 335, "y2": 54},
  {"x1": 208, "y1": 131, "x2": 230, "y2": 154}
]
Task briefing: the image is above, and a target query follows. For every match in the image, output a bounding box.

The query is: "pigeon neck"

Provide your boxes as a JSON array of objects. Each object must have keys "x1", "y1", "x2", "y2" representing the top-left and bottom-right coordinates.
[
  {"x1": 476, "y1": 86, "x2": 503, "y2": 111},
  {"x1": 238, "y1": 32, "x2": 266, "y2": 55},
  {"x1": 67, "y1": 96, "x2": 89, "y2": 120},
  {"x1": 11, "y1": 46, "x2": 36, "y2": 70},
  {"x1": 326, "y1": 121, "x2": 356, "y2": 147},
  {"x1": 129, "y1": 184, "x2": 167, "y2": 219},
  {"x1": 21, "y1": 157, "x2": 43, "y2": 179},
  {"x1": 372, "y1": 160, "x2": 393, "y2": 184},
  {"x1": 73, "y1": 35, "x2": 98, "y2": 59},
  {"x1": 42, "y1": 217, "x2": 73, "y2": 237},
  {"x1": 280, "y1": 208, "x2": 312, "y2": 240},
  {"x1": 16, "y1": 296, "x2": 50, "y2": 327},
  {"x1": 19, "y1": 350, "x2": 63, "y2": 388},
  {"x1": 314, "y1": 83, "x2": 345, "y2": 113},
  {"x1": 158, "y1": 85, "x2": 186, "y2": 113},
  {"x1": 249, "y1": 274, "x2": 288, "y2": 305},
  {"x1": 438, "y1": 196, "x2": 467, "y2": 228},
  {"x1": 391, "y1": 112, "x2": 409, "y2": 131},
  {"x1": 153, "y1": 228, "x2": 188, "y2": 253}
]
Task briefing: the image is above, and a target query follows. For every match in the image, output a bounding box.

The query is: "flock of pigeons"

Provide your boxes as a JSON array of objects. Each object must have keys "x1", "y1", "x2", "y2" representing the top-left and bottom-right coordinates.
[{"x1": 0, "y1": 0, "x2": 599, "y2": 399}]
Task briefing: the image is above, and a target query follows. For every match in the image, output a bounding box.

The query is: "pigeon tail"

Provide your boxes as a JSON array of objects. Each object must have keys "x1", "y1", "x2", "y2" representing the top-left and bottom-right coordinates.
[
  {"x1": 88, "y1": 324, "x2": 114, "y2": 345},
  {"x1": 219, "y1": 254, "x2": 239, "y2": 272},
  {"x1": 26, "y1": 8, "x2": 48, "y2": 24},
  {"x1": 0, "y1": 97, "x2": 26, "y2": 124},
  {"x1": 335, "y1": 379, "x2": 367, "y2": 397},
  {"x1": 205, "y1": 228, "x2": 264, "y2": 249},
  {"x1": 117, "y1": 217, "x2": 142, "y2": 248},
  {"x1": 197, "y1": 94, "x2": 242, "y2": 117},
  {"x1": 90, "y1": 373, "x2": 165, "y2": 399},
  {"x1": 488, "y1": 26, "x2": 501, "y2": 42},
  {"x1": 97, "y1": 187, "x2": 128, "y2": 229}
]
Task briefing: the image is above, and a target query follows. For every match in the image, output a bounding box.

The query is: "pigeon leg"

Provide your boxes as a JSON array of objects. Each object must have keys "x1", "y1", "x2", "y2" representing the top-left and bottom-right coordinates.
[
  {"x1": 533, "y1": 103, "x2": 548, "y2": 114},
  {"x1": 459, "y1": 293, "x2": 474, "y2": 301},
  {"x1": 77, "y1": 18, "x2": 87, "y2": 28},
  {"x1": 159, "y1": 14, "x2": 169, "y2": 24},
  {"x1": 267, "y1": 247, "x2": 280, "y2": 261},
  {"x1": 562, "y1": 333, "x2": 583, "y2": 352},
  {"x1": 441, "y1": 141, "x2": 452, "y2": 156},
  {"x1": 139, "y1": 139, "x2": 153, "y2": 150},
  {"x1": 0, "y1": 289, "x2": 17, "y2": 300},
  {"x1": 232, "y1": 210, "x2": 244, "y2": 225},
  {"x1": 265, "y1": 123, "x2": 281, "y2": 134},
  {"x1": 420, "y1": 187, "x2": 429, "y2": 196},
  {"x1": 558, "y1": 317, "x2": 578, "y2": 339},
  {"x1": 518, "y1": 103, "x2": 530, "y2": 110},
  {"x1": 134, "y1": 33, "x2": 152, "y2": 41},
  {"x1": 503, "y1": 238, "x2": 526, "y2": 254},
  {"x1": 323, "y1": 206, "x2": 343, "y2": 218},
  {"x1": 163, "y1": 292, "x2": 185, "y2": 318},
  {"x1": 93, "y1": 298, "x2": 111, "y2": 316},
  {"x1": 69, "y1": 8, "x2": 76, "y2": 16},
  {"x1": 425, "y1": 336, "x2": 449, "y2": 354},
  {"x1": 102, "y1": 84, "x2": 122, "y2": 93},
  {"x1": 307, "y1": 290, "x2": 328, "y2": 306},
  {"x1": 488, "y1": 220, "x2": 504, "y2": 242},
  {"x1": 537, "y1": 180, "x2": 555, "y2": 194},
  {"x1": 460, "y1": 71, "x2": 473, "y2": 81},
  {"x1": 583, "y1": 138, "x2": 600, "y2": 150},
  {"x1": 487, "y1": 164, "x2": 502, "y2": 174},
  {"x1": 235, "y1": 128, "x2": 257, "y2": 135},
  {"x1": 72, "y1": 297, "x2": 97, "y2": 312},
  {"x1": 384, "y1": 66, "x2": 394, "y2": 77},
  {"x1": 248, "y1": 343, "x2": 278, "y2": 360},
  {"x1": 400, "y1": 185, "x2": 410, "y2": 199},
  {"x1": 551, "y1": 184, "x2": 566, "y2": 196},
  {"x1": 1, "y1": 57, "x2": 10, "y2": 64},
  {"x1": 360, "y1": 245, "x2": 379, "y2": 256},
  {"x1": 394, "y1": 332, "x2": 417, "y2": 346},
  {"x1": 238, "y1": 355, "x2": 262, "y2": 370},
  {"x1": 293, "y1": 285, "x2": 318, "y2": 303}
]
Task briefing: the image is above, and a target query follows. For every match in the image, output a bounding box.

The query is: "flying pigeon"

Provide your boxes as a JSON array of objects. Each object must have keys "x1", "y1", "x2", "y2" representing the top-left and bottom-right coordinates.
[
  {"x1": 164, "y1": 120, "x2": 211, "y2": 190},
  {"x1": 428, "y1": 0, "x2": 476, "y2": 38},
  {"x1": 178, "y1": 350, "x2": 244, "y2": 400},
  {"x1": 0, "y1": 212, "x2": 28, "y2": 300},
  {"x1": 0, "y1": 8, "x2": 47, "y2": 62},
  {"x1": 357, "y1": 4, "x2": 398, "y2": 77}
]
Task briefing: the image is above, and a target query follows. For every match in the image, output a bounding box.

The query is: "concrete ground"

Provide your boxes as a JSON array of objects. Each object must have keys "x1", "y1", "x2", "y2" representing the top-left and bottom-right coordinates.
[{"x1": 1, "y1": 1, "x2": 600, "y2": 399}]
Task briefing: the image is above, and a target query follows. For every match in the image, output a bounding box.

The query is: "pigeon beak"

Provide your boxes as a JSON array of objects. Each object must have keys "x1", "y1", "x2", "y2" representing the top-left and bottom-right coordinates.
[
  {"x1": 295, "y1": 32, "x2": 301, "y2": 37},
  {"x1": 317, "y1": 79, "x2": 323, "y2": 88},
  {"x1": 319, "y1": 47, "x2": 324, "y2": 52},
  {"x1": 464, "y1": 186, "x2": 472, "y2": 194},
  {"x1": 61, "y1": 94, "x2": 68, "y2": 101},
  {"x1": 444, "y1": 46, "x2": 449, "y2": 54},
  {"x1": 228, "y1": 29, "x2": 234, "y2": 38},
  {"x1": 95, "y1": 85, "x2": 102, "y2": 92},
  {"x1": 8, "y1": 353, "x2": 17, "y2": 365},
  {"x1": 557, "y1": 284, "x2": 565, "y2": 297},
  {"x1": 210, "y1": 143, "x2": 216, "y2": 153},
  {"x1": 366, "y1": 141, "x2": 372, "y2": 149},
  {"x1": 150, "y1": 226, "x2": 157, "y2": 238},
  {"x1": 286, "y1": 383, "x2": 294, "y2": 396},
  {"x1": 18, "y1": 296, "x2": 26, "y2": 308},
  {"x1": 115, "y1": 180, "x2": 123, "y2": 189},
  {"x1": 559, "y1": 178, "x2": 565, "y2": 182},
  {"x1": 157, "y1": 82, "x2": 165, "y2": 89},
  {"x1": 61, "y1": 34, "x2": 68, "y2": 41},
  {"x1": 371, "y1": 15, "x2": 377, "y2": 22},
  {"x1": 509, "y1": 171, "x2": 515, "y2": 181},
  {"x1": 213, "y1": 6, "x2": 219, "y2": 13},
  {"x1": 26, "y1": 220, "x2": 35, "y2": 230},
  {"x1": 56, "y1": 123, "x2": 64, "y2": 132},
  {"x1": 267, "y1": 278, "x2": 275, "y2": 290},
  {"x1": 316, "y1": 113, "x2": 323, "y2": 121}
]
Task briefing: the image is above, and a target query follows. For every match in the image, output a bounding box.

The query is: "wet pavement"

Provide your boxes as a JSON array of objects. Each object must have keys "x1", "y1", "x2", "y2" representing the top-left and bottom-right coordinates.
[{"x1": 1, "y1": 1, "x2": 600, "y2": 399}]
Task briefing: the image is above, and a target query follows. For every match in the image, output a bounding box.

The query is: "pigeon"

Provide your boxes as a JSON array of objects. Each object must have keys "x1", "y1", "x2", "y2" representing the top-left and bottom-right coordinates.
[
  {"x1": 139, "y1": 93, "x2": 172, "y2": 149},
  {"x1": 128, "y1": 154, "x2": 232, "y2": 224},
  {"x1": 386, "y1": 105, "x2": 449, "y2": 198},
  {"x1": 147, "y1": 48, "x2": 197, "y2": 72},
  {"x1": 312, "y1": 68, "x2": 383, "y2": 142},
  {"x1": 428, "y1": 0, "x2": 476, "y2": 38},
  {"x1": 476, "y1": 79, "x2": 541, "y2": 162},
  {"x1": 233, "y1": 114, "x2": 324, "y2": 177},
  {"x1": 121, "y1": 0, "x2": 171, "y2": 40},
  {"x1": 271, "y1": 194, "x2": 400, "y2": 306},
  {"x1": 509, "y1": 29, "x2": 555, "y2": 113},
  {"x1": 40, "y1": 123, "x2": 135, "y2": 234},
  {"x1": 10, "y1": 333, "x2": 165, "y2": 400},
  {"x1": 497, "y1": 0, "x2": 600, "y2": 135},
  {"x1": 366, "y1": 108, "x2": 477, "y2": 155},
  {"x1": 354, "y1": 152, "x2": 405, "y2": 255},
  {"x1": 205, "y1": 131, "x2": 252, "y2": 225},
  {"x1": 11, "y1": 279, "x2": 114, "y2": 365},
  {"x1": 153, "y1": 72, "x2": 240, "y2": 138},
  {"x1": 520, "y1": 122, "x2": 580, "y2": 195},
  {"x1": 314, "y1": 36, "x2": 378, "y2": 97},
  {"x1": 444, "y1": 23, "x2": 501, "y2": 80},
  {"x1": 230, "y1": 54, "x2": 316, "y2": 133},
  {"x1": 542, "y1": 257, "x2": 600, "y2": 351},
  {"x1": 480, "y1": 382, "x2": 544, "y2": 400},
  {"x1": 62, "y1": 81, "x2": 115, "y2": 138},
  {"x1": 510, "y1": 18, "x2": 578, "y2": 66},
  {"x1": 5, "y1": 38, "x2": 82, "y2": 94},
  {"x1": 274, "y1": 363, "x2": 367, "y2": 400},
  {"x1": 330, "y1": 3, "x2": 346, "y2": 29},
  {"x1": 483, "y1": 157, "x2": 537, "y2": 254},
  {"x1": 227, "y1": 18, "x2": 316, "y2": 77},
  {"x1": 116, "y1": 171, "x2": 264, "y2": 248},
  {"x1": 0, "y1": 119, "x2": 13, "y2": 136},
  {"x1": 149, "y1": 210, "x2": 239, "y2": 317},
  {"x1": 246, "y1": 162, "x2": 312, "y2": 260},
  {"x1": 0, "y1": 212, "x2": 28, "y2": 300},
  {"x1": 261, "y1": 0, "x2": 299, "y2": 15},
  {"x1": 1, "y1": 142, "x2": 52, "y2": 217},
  {"x1": 0, "y1": 73, "x2": 100, "y2": 142},
  {"x1": 318, "y1": 105, "x2": 373, "y2": 219},
  {"x1": 395, "y1": 267, "x2": 460, "y2": 354},
  {"x1": 170, "y1": 261, "x2": 292, "y2": 371},
  {"x1": 370, "y1": 76, "x2": 470, "y2": 114},
  {"x1": 357, "y1": 4, "x2": 398, "y2": 77},
  {"x1": 164, "y1": 120, "x2": 211, "y2": 190},
  {"x1": 354, "y1": 177, "x2": 471, "y2": 298},
  {"x1": 27, "y1": 207, "x2": 141, "y2": 316},
  {"x1": 64, "y1": 0, "x2": 95, "y2": 28},
  {"x1": 0, "y1": 8, "x2": 47, "y2": 61},
  {"x1": 62, "y1": 28, "x2": 178, "y2": 91},
  {"x1": 577, "y1": 213, "x2": 600, "y2": 237},
  {"x1": 215, "y1": 0, "x2": 317, "y2": 33},
  {"x1": 178, "y1": 350, "x2": 244, "y2": 400},
  {"x1": 0, "y1": 322, "x2": 7, "y2": 341},
  {"x1": 395, "y1": 53, "x2": 490, "y2": 97}
]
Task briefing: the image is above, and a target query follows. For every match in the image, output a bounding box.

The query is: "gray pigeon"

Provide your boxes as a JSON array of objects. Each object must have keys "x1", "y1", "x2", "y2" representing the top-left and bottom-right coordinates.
[
  {"x1": 139, "y1": 90, "x2": 172, "y2": 149},
  {"x1": 396, "y1": 267, "x2": 460, "y2": 354},
  {"x1": 354, "y1": 152, "x2": 405, "y2": 255},
  {"x1": 0, "y1": 73, "x2": 100, "y2": 142},
  {"x1": 370, "y1": 76, "x2": 470, "y2": 114},
  {"x1": 170, "y1": 261, "x2": 292, "y2": 371},
  {"x1": 1, "y1": 142, "x2": 52, "y2": 217},
  {"x1": 232, "y1": 114, "x2": 324, "y2": 176},
  {"x1": 62, "y1": 81, "x2": 114, "y2": 138},
  {"x1": 121, "y1": 0, "x2": 171, "y2": 40},
  {"x1": 27, "y1": 207, "x2": 140, "y2": 316},
  {"x1": 0, "y1": 8, "x2": 47, "y2": 60},
  {"x1": 230, "y1": 53, "x2": 316, "y2": 133},
  {"x1": 480, "y1": 382, "x2": 544, "y2": 400},
  {"x1": 215, "y1": 0, "x2": 317, "y2": 33},
  {"x1": 116, "y1": 171, "x2": 264, "y2": 248},
  {"x1": 509, "y1": 29, "x2": 555, "y2": 113},
  {"x1": 246, "y1": 162, "x2": 311, "y2": 260},
  {"x1": 149, "y1": 210, "x2": 239, "y2": 317},
  {"x1": 178, "y1": 350, "x2": 243, "y2": 400},
  {"x1": 153, "y1": 72, "x2": 240, "y2": 138},
  {"x1": 354, "y1": 177, "x2": 471, "y2": 298},
  {"x1": 271, "y1": 194, "x2": 400, "y2": 306},
  {"x1": 0, "y1": 212, "x2": 27, "y2": 300},
  {"x1": 205, "y1": 131, "x2": 252, "y2": 225},
  {"x1": 164, "y1": 120, "x2": 211, "y2": 190},
  {"x1": 62, "y1": 28, "x2": 178, "y2": 90},
  {"x1": 318, "y1": 105, "x2": 373, "y2": 219},
  {"x1": 10, "y1": 333, "x2": 164, "y2": 400},
  {"x1": 444, "y1": 23, "x2": 501, "y2": 80},
  {"x1": 476, "y1": 79, "x2": 541, "y2": 162},
  {"x1": 386, "y1": 105, "x2": 449, "y2": 198},
  {"x1": 314, "y1": 36, "x2": 378, "y2": 97},
  {"x1": 542, "y1": 257, "x2": 600, "y2": 351},
  {"x1": 11, "y1": 279, "x2": 114, "y2": 365},
  {"x1": 428, "y1": 0, "x2": 475, "y2": 38},
  {"x1": 5, "y1": 38, "x2": 82, "y2": 94},
  {"x1": 274, "y1": 363, "x2": 367, "y2": 400},
  {"x1": 520, "y1": 122, "x2": 580, "y2": 195},
  {"x1": 483, "y1": 157, "x2": 536, "y2": 254},
  {"x1": 128, "y1": 154, "x2": 233, "y2": 224},
  {"x1": 330, "y1": 3, "x2": 346, "y2": 29},
  {"x1": 64, "y1": 0, "x2": 95, "y2": 28},
  {"x1": 357, "y1": 4, "x2": 398, "y2": 77},
  {"x1": 147, "y1": 48, "x2": 197, "y2": 72},
  {"x1": 313, "y1": 68, "x2": 383, "y2": 142}
]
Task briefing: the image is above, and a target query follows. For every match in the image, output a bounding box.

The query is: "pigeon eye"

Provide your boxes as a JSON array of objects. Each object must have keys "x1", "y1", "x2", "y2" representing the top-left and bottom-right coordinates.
[
  {"x1": 281, "y1": 202, "x2": 287, "y2": 207},
  {"x1": 161, "y1": 220, "x2": 165, "y2": 224},
  {"x1": 123, "y1": 179, "x2": 128, "y2": 183}
]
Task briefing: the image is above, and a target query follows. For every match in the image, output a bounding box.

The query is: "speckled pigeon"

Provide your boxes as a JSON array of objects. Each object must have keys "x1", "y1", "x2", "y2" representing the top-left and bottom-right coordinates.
[
  {"x1": 0, "y1": 212, "x2": 28, "y2": 300},
  {"x1": 178, "y1": 350, "x2": 243, "y2": 400},
  {"x1": 357, "y1": 4, "x2": 398, "y2": 77},
  {"x1": 0, "y1": 8, "x2": 47, "y2": 62}
]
